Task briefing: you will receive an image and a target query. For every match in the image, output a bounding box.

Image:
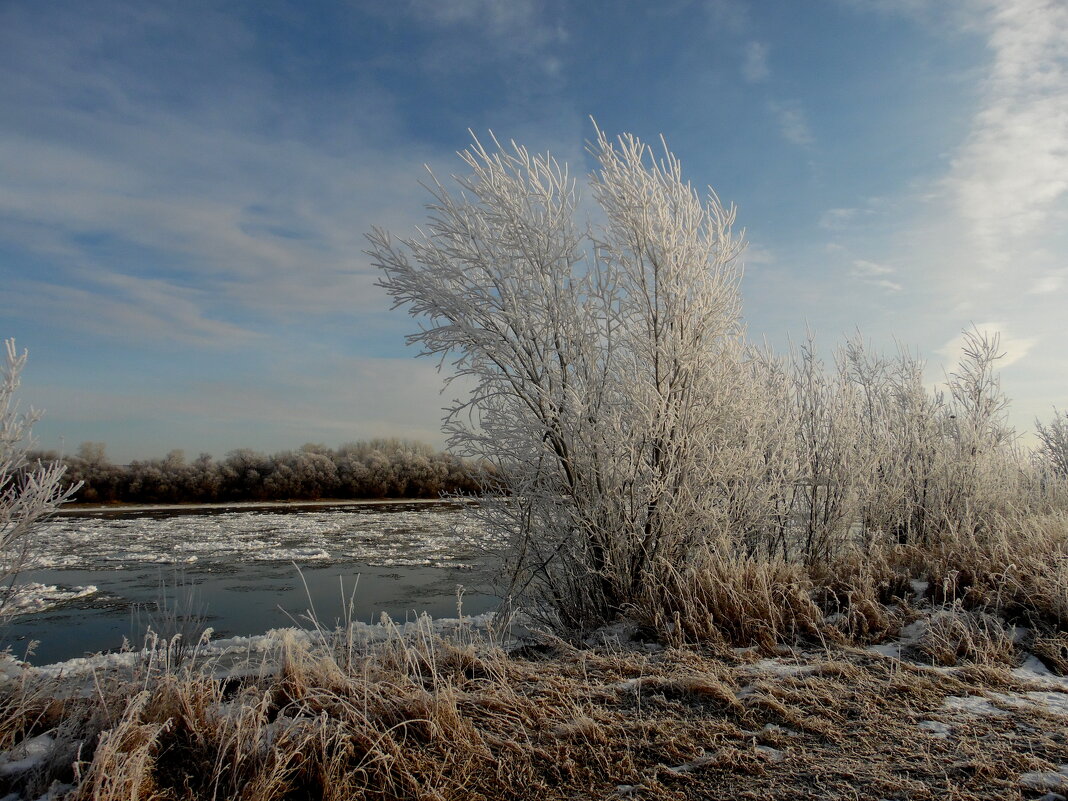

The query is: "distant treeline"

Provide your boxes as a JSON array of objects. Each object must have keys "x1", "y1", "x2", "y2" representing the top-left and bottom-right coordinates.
[{"x1": 28, "y1": 440, "x2": 484, "y2": 505}]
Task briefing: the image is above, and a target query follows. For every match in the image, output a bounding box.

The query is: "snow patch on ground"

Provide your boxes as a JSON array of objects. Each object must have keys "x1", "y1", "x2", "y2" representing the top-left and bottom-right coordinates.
[
  {"x1": 991, "y1": 690, "x2": 1068, "y2": 717},
  {"x1": 745, "y1": 659, "x2": 817, "y2": 677},
  {"x1": 754, "y1": 745, "x2": 786, "y2": 762},
  {"x1": 867, "y1": 619, "x2": 928, "y2": 659},
  {"x1": 0, "y1": 733, "x2": 55, "y2": 777},
  {"x1": 917, "y1": 720, "x2": 952, "y2": 737},
  {"x1": 942, "y1": 695, "x2": 1009, "y2": 717},
  {"x1": 1014, "y1": 654, "x2": 1068, "y2": 690},
  {"x1": 1019, "y1": 765, "x2": 1068, "y2": 793}
]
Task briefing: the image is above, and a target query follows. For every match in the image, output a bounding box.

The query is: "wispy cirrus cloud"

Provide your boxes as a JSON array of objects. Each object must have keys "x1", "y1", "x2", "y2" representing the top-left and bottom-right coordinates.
[
  {"x1": 1027, "y1": 271, "x2": 1065, "y2": 294},
  {"x1": 769, "y1": 99, "x2": 814, "y2": 146},
  {"x1": 742, "y1": 41, "x2": 770, "y2": 82},
  {"x1": 0, "y1": 1, "x2": 452, "y2": 344},
  {"x1": 385, "y1": 0, "x2": 568, "y2": 79},
  {"x1": 945, "y1": 0, "x2": 1068, "y2": 271},
  {"x1": 850, "y1": 259, "x2": 902, "y2": 292},
  {"x1": 1, "y1": 275, "x2": 259, "y2": 347}
]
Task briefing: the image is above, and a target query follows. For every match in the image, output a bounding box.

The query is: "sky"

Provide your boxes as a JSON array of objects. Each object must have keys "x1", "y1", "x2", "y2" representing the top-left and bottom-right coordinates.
[{"x1": 2, "y1": 0, "x2": 1066, "y2": 462}]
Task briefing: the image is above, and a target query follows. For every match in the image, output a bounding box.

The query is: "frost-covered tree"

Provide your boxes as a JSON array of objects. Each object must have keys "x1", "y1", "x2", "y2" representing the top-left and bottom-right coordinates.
[
  {"x1": 1, "y1": 340, "x2": 78, "y2": 617},
  {"x1": 370, "y1": 127, "x2": 749, "y2": 629},
  {"x1": 1036, "y1": 408, "x2": 1068, "y2": 480}
]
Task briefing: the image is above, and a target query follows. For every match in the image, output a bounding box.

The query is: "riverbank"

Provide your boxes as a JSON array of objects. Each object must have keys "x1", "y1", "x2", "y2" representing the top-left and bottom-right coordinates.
[
  {"x1": 55, "y1": 496, "x2": 477, "y2": 516},
  {"x1": 2, "y1": 608, "x2": 1067, "y2": 801}
]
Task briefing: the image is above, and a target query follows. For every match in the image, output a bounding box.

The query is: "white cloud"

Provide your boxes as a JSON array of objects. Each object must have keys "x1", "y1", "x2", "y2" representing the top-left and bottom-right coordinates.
[
  {"x1": 742, "y1": 41, "x2": 769, "y2": 82},
  {"x1": 743, "y1": 245, "x2": 776, "y2": 265},
  {"x1": 851, "y1": 259, "x2": 895, "y2": 277},
  {"x1": 944, "y1": 0, "x2": 1068, "y2": 270},
  {"x1": 703, "y1": 0, "x2": 750, "y2": 33},
  {"x1": 871, "y1": 278, "x2": 903, "y2": 292},
  {"x1": 849, "y1": 259, "x2": 902, "y2": 291},
  {"x1": 397, "y1": 0, "x2": 566, "y2": 72},
  {"x1": 1, "y1": 275, "x2": 260, "y2": 347},
  {"x1": 0, "y1": 5, "x2": 460, "y2": 338},
  {"x1": 769, "y1": 100, "x2": 814, "y2": 146},
  {"x1": 820, "y1": 208, "x2": 858, "y2": 230},
  {"x1": 936, "y1": 322, "x2": 1038, "y2": 370},
  {"x1": 1028, "y1": 271, "x2": 1065, "y2": 294}
]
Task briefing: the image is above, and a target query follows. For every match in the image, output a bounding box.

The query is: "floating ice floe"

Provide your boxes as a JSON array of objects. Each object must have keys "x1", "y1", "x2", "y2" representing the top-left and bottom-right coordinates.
[{"x1": 1, "y1": 583, "x2": 98, "y2": 616}]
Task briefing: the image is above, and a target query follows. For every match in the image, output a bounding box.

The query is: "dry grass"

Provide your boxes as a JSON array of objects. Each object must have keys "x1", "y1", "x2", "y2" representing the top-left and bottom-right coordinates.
[
  {"x1": 918, "y1": 513, "x2": 1068, "y2": 630},
  {"x1": 918, "y1": 605, "x2": 1019, "y2": 667},
  {"x1": 631, "y1": 545, "x2": 917, "y2": 652},
  {"x1": 631, "y1": 553, "x2": 826, "y2": 650},
  {"x1": 3, "y1": 612, "x2": 1067, "y2": 801},
  {"x1": 628, "y1": 513, "x2": 1067, "y2": 659}
]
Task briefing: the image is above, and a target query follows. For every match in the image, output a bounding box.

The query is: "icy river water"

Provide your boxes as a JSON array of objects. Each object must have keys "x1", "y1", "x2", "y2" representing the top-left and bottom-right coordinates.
[{"x1": 2, "y1": 501, "x2": 502, "y2": 665}]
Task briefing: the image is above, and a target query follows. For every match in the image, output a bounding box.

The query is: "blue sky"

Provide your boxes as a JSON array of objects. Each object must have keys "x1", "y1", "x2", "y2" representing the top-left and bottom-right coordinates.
[{"x1": 2, "y1": 0, "x2": 1066, "y2": 461}]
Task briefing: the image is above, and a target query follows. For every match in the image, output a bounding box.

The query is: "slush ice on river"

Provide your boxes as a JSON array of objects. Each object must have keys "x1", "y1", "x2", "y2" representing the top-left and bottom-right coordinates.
[{"x1": 2, "y1": 501, "x2": 501, "y2": 664}]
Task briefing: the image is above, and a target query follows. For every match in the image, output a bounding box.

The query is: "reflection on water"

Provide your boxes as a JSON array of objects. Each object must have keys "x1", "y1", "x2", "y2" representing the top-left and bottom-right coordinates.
[{"x1": 2, "y1": 502, "x2": 502, "y2": 665}]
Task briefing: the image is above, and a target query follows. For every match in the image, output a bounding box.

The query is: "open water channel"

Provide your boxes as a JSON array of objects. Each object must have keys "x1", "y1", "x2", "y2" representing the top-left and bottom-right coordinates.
[{"x1": 1, "y1": 501, "x2": 502, "y2": 664}]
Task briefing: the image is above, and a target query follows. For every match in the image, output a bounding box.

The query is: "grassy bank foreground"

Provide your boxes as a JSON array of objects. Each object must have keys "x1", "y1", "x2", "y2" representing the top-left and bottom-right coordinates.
[{"x1": 2, "y1": 517, "x2": 1068, "y2": 801}]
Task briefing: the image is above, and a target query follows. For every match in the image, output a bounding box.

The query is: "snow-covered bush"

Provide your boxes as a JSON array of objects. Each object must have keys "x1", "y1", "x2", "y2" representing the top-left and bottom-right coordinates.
[
  {"x1": 371, "y1": 128, "x2": 754, "y2": 629},
  {"x1": 1, "y1": 339, "x2": 77, "y2": 618}
]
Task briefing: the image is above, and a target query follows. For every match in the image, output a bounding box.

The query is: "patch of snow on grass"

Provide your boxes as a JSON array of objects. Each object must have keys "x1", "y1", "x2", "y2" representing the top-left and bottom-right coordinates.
[
  {"x1": 991, "y1": 690, "x2": 1068, "y2": 717},
  {"x1": 746, "y1": 659, "x2": 817, "y2": 676},
  {"x1": 754, "y1": 745, "x2": 786, "y2": 762},
  {"x1": 664, "y1": 751, "x2": 719, "y2": 774},
  {"x1": 867, "y1": 619, "x2": 927, "y2": 659},
  {"x1": 917, "y1": 720, "x2": 952, "y2": 737},
  {"x1": 1014, "y1": 654, "x2": 1068, "y2": 690},
  {"x1": 0, "y1": 733, "x2": 55, "y2": 777},
  {"x1": 941, "y1": 695, "x2": 1008, "y2": 717},
  {"x1": 1019, "y1": 765, "x2": 1068, "y2": 793}
]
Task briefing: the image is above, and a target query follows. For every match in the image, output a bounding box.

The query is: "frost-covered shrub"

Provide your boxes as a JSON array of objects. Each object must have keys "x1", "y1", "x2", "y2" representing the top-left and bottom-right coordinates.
[
  {"x1": 1, "y1": 339, "x2": 77, "y2": 617},
  {"x1": 1037, "y1": 408, "x2": 1068, "y2": 481},
  {"x1": 370, "y1": 127, "x2": 775, "y2": 629}
]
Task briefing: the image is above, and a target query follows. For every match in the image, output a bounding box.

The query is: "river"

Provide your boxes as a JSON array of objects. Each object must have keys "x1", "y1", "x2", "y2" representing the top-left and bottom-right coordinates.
[{"x1": 1, "y1": 500, "x2": 503, "y2": 665}]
